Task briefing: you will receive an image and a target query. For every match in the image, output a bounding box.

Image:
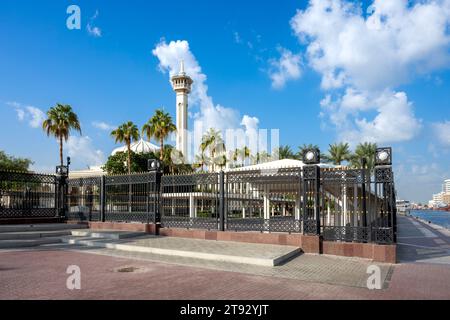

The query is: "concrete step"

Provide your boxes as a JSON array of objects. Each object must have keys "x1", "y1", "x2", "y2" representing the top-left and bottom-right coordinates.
[
  {"x1": 0, "y1": 230, "x2": 73, "y2": 240},
  {"x1": 61, "y1": 235, "x2": 301, "y2": 267},
  {"x1": 70, "y1": 230, "x2": 146, "y2": 240},
  {"x1": 0, "y1": 223, "x2": 86, "y2": 233},
  {"x1": 0, "y1": 237, "x2": 63, "y2": 249}
]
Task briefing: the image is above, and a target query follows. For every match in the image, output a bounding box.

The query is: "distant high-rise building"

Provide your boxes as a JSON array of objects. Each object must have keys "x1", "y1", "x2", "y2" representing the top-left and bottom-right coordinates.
[{"x1": 444, "y1": 179, "x2": 450, "y2": 194}]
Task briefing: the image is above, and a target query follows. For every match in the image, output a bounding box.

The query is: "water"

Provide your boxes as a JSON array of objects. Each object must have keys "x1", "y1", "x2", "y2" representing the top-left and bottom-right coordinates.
[{"x1": 410, "y1": 210, "x2": 450, "y2": 229}]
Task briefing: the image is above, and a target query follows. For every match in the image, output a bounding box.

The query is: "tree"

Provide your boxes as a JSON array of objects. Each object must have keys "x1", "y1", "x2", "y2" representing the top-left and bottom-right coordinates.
[
  {"x1": 276, "y1": 145, "x2": 295, "y2": 160},
  {"x1": 194, "y1": 153, "x2": 210, "y2": 172},
  {"x1": 111, "y1": 122, "x2": 140, "y2": 174},
  {"x1": 157, "y1": 145, "x2": 193, "y2": 174},
  {"x1": 142, "y1": 109, "x2": 176, "y2": 161},
  {"x1": 102, "y1": 151, "x2": 157, "y2": 175},
  {"x1": 0, "y1": 151, "x2": 33, "y2": 171},
  {"x1": 324, "y1": 143, "x2": 351, "y2": 166},
  {"x1": 240, "y1": 146, "x2": 252, "y2": 166},
  {"x1": 42, "y1": 104, "x2": 81, "y2": 166},
  {"x1": 350, "y1": 142, "x2": 378, "y2": 170},
  {"x1": 200, "y1": 128, "x2": 225, "y2": 172}
]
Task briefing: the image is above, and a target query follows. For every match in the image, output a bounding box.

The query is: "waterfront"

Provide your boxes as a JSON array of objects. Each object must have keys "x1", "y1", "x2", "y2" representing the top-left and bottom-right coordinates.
[{"x1": 410, "y1": 210, "x2": 450, "y2": 230}]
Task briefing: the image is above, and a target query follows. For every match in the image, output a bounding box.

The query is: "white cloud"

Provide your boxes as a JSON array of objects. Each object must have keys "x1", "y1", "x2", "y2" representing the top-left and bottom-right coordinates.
[
  {"x1": 27, "y1": 106, "x2": 46, "y2": 128},
  {"x1": 338, "y1": 91, "x2": 422, "y2": 145},
  {"x1": 152, "y1": 39, "x2": 259, "y2": 134},
  {"x1": 8, "y1": 102, "x2": 45, "y2": 128},
  {"x1": 66, "y1": 136, "x2": 105, "y2": 168},
  {"x1": 291, "y1": 0, "x2": 450, "y2": 91},
  {"x1": 290, "y1": 0, "x2": 450, "y2": 144},
  {"x1": 87, "y1": 10, "x2": 102, "y2": 37},
  {"x1": 92, "y1": 121, "x2": 115, "y2": 131},
  {"x1": 268, "y1": 47, "x2": 302, "y2": 89},
  {"x1": 433, "y1": 120, "x2": 450, "y2": 146}
]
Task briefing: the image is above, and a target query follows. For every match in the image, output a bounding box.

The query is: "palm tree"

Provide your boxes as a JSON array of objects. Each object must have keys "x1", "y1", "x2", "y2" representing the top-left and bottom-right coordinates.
[
  {"x1": 194, "y1": 153, "x2": 210, "y2": 172},
  {"x1": 200, "y1": 128, "x2": 224, "y2": 172},
  {"x1": 111, "y1": 121, "x2": 140, "y2": 174},
  {"x1": 230, "y1": 148, "x2": 241, "y2": 167},
  {"x1": 250, "y1": 152, "x2": 260, "y2": 165},
  {"x1": 277, "y1": 145, "x2": 295, "y2": 160},
  {"x1": 142, "y1": 109, "x2": 177, "y2": 161},
  {"x1": 239, "y1": 146, "x2": 251, "y2": 167},
  {"x1": 350, "y1": 142, "x2": 378, "y2": 170},
  {"x1": 42, "y1": 104, "x2": 81, "y2": 166},
  {"x1": 324, "y1": 143, "x2": 351, "y2": 166}
]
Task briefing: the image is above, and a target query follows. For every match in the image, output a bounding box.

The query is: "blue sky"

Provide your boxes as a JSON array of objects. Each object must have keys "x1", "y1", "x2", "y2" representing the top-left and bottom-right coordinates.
[{"x1": 1, "y1": 0, "x2": 450, "y2": 203}]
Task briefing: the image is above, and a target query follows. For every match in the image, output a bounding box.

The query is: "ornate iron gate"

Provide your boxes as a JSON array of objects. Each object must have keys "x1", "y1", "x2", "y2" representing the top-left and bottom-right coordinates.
[
  {"x1": 0, "y1": 171, "x2": 58, "y2": 219},
  {"x1": 67, "y1": 177, "x2": 101, "y2": 221},
  {"x1": 160, "y1": 173, "x2": 220, "y2": 230},
  {"x1": 225, "y1": 167, "x2": 302, "y2": 233},
  {"x1": 104, "y1": 172, "x2": 158, "y2": 223}
]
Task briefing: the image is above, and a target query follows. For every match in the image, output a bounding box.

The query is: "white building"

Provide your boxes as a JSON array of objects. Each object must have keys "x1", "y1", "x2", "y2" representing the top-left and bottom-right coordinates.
[
  {"x1": 70, "y1": 139, "x2": 160, "y2": 178},
  {"x1": 171, "y1": 60, "x2": 193, "y2": 160},
  {"x1": 111, "y1": 139, "x2": 159, "y2": 156},
  {"x1": 444, "y1": 179, "x2": 450, "y2": 194},
  {"x1": 429, "y1": 191, "x2": 446, "y2": 208}
]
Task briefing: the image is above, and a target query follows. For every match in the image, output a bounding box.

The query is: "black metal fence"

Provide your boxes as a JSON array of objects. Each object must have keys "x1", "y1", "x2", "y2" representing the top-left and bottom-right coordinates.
[
  {"x1": 0, "y1": 157, "x2": 397, "y2": 245},
  {"x1": 0, "y1": 171, "x2": 58, "y2": 219},
  {"x1": 225, "y1": 167, "x2": 302, "y2": 233},
  {"x1": 161, "y1": 172, "x2": 220, "y2": 230}
]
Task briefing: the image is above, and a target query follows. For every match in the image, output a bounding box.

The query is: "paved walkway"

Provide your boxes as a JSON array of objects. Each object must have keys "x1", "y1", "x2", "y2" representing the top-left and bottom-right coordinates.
[
  {"x1": 397, "y1": 215, "x2": 450, "y2": 265},
  {"x1": 1, "y1": 216, "x2": 450, "y2": 299},
  {"x1": 0, "y1": 247, "x2": 449, "y2": 299}
]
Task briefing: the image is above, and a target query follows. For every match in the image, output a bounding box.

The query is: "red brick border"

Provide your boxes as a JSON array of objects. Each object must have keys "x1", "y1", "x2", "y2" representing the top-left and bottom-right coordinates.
[
  {"x1": 322, "y1": 240, "x2": 396, "y2": 264},
  {"x1": 87, "y1": 221, "x2": 159, "y2": 234},
  {"x1": 159, "y1": 228, "x2": 321, "y2": 254}
]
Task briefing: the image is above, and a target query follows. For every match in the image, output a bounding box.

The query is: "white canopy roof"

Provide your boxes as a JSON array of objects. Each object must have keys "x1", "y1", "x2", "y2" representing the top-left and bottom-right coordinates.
[
  {"x1": 226, "y1": 159, "x2": 335, "y2": 172},
  {"x1": 111, "y1": 139, "x2": 160, "y2": 156}
]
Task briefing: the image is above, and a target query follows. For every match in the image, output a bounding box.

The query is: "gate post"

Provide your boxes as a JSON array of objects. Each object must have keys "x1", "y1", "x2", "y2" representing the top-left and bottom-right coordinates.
[
  {"x1": 361, "y1": 158, "x2": 368, "y2": 228},
  {"x1": 154, "y1": 170, "x2": 162, "y2": 226},
  {"x1": 302, "y1": 148, "x2": 321, "y2": 235},
  {"x1": 148, "y1": 159, "x2": 164, "y2": 234},
  {"x1": 55, "y1": 165, "x2": 69, "y2": 219},
  {"x1": 100, "y1": 175, "x2": 106, "y2": 222},
  {"x1": 374, "y1": 147, "x2": 395, "y2": 244},
  {"x1": 219, "y1": 171, "x2": 225, "y2": 232}
]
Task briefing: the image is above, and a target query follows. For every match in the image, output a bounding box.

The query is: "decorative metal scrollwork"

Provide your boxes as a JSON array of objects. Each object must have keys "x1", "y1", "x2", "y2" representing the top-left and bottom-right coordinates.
[{"x1": 375, "y1": 167, "x2": 393, "y2": 183}]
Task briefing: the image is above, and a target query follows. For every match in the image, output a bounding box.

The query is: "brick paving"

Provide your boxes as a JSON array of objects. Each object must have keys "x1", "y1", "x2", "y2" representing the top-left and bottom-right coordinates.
[
  {"x1": 1, "y1": 215, "x2": 450, "y2": 300},
  {"x1": 0, "y1": 245, "x2": 449, "y2": 300},
  {"x1": 67, "y1": 246, "x2": 392, "y2": 288}
]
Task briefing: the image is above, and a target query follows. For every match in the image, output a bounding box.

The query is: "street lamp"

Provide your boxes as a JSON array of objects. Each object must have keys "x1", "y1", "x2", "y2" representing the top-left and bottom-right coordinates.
[
  {"x1": 303, "y1": 148, "x2": 320, "y2": 165},
  {"x1": 375, "y1": 147, "x2": 392, "y2": 166},
  {"x1": 148, "y1": 159, "x2": 163, "y2": 172}
]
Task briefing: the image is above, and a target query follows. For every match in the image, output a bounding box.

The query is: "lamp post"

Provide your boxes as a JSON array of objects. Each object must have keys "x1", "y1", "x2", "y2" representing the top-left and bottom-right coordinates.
[
  {"x1": 148, "y1": 159, "x2": 164, "y2": 229},
  {"x1": 302, "y1": 148, "x2": 321, "y2": 235},
  {"x1": 374, "y1": 147, "x2": 396, "y2": 243},
  {"x1": 55, "y1": 157, "x2": 70, "y2": 218}
]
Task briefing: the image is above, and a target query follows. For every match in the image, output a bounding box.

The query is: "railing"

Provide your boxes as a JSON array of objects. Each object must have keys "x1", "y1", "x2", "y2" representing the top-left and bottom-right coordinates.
[
  {"x1": 62, "y1": 162, "x2": 397, "y2": 244},
  {"x1": 0, "y1": 171, "x2": 58, "y2": 219}
]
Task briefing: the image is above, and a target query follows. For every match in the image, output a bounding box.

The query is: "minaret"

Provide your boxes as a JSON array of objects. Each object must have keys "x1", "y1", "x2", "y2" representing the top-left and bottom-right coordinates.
[{"x1": 171, "y1": 60, "x2": 193, "y2": 159}]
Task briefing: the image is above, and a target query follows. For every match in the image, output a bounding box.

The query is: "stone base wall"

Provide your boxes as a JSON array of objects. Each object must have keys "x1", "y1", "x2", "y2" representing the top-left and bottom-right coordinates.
[
  {"x1": 322, "y1": 241, "x2": 396, "y2": 264},
  {"x1": 87, "y1": 221, "x2": 159, "y2": 234},
  {"x1": 0, "y1": 217, "x2": 64, "y2": 225},
  {"x1": 159, "y1": 228, "x2": 321, "y2": 254}
]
